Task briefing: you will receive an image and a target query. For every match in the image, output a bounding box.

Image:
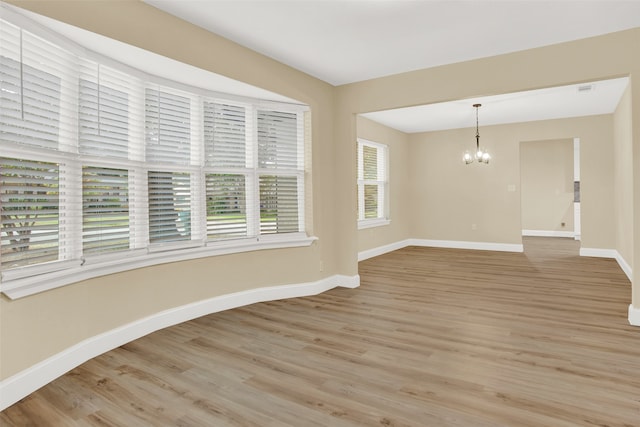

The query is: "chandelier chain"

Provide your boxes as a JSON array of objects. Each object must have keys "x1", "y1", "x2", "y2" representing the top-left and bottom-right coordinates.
[{"x1": 475, "y1": 104, "x2": 480, "y2": 150}]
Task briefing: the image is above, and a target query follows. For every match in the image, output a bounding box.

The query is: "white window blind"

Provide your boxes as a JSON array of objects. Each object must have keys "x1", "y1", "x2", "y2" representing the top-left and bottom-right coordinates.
[
  {"x1": 1, "y1": 157, "x2": 60, "y2": 268},
  {"x1": 1, "y1": 22, "x2": 61, "y2": 151},
  {"x1": 0, "y1": 12, "x2": 309, "y2": 293},
  {"x1": 362, "y1": 145, "x2": 379, "y2": 219},
  {"x1": 205, "y1": 174, "x2": 247, "y2": 239},
  {"x1": 78, "y1": 63, "x2": 132, "y2": 159},
  {"x1": 259, "y1": 175, "x2": 300, "y2": 234},
  {"x1": 82, "y1": 166, "x2": 129, "y2": 254},
  {"x1": 0, "y1": 20, "x2": 78, "y2": 153},
  {"x1": 204, "y1": 102, "x2": 247, "y2": 168},
  {"x1": 145, "y1": 89, "x2": 191, "y2": 165},
  {"x1": 357, "y1": 139, "x2": 388, "y2": 222},
  {"x1": 257, "y1": 110, "x2": 304, "y2": 235},
  {"x1": 258, "y1": 110, "x2": 300, "y2": 170},
  {"x1": 203, "y1": 102, "x2": 251, "y2": 239},
  {"x1": 148, "y1": 171, "x2": 191, "y2": 243}
]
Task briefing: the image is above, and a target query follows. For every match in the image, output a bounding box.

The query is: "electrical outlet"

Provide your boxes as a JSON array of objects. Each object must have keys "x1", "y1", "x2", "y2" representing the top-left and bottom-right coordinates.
[{"x1": 471, "y1": 223, "x2": 477, "y2": 230}]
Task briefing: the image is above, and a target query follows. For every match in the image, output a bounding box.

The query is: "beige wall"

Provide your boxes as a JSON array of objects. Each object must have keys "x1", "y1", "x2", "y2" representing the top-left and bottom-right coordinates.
[
  {"x1": 406, "y1": 116, "x2": 613, "y2": 248},
  {"x1": 0, "y1": 0, "x2": 338, "y2": 380},
  {"x1": 613, "y1": 84, "x2": 634, "y2": 271},
  {"x1": 356, "y1": 117, "x2": 411, "y2": 252},
  {"x1": 520, "y1": 139, "x2": 575, "y2": 233},
  {"x1": 407, "y1": 126, "x2": 521, "y2": 244}
]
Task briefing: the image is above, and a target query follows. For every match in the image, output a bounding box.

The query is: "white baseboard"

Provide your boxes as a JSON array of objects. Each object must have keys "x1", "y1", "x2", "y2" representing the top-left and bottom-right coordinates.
[
  {"x1": 358, "y1": 239, "x2": 524, "y2": 261},
  {"x1": 335, "y1": 274, "x2": 361, "y2": 288},
  {"x1": 0, "y1": 274, "x2": 359, "y2": 411},
  {"x1": 579, "y1": 247, "x2": 617, "y2": 258},
  {"x1": 629, "y1": 305, "x2": 640, "y2": 326},
  {"x1": 615, "y1": 253, "x2": 633, "y2": 282},
  {"x1": 522, "y1": 229, "x2": 575, "y2": 238},
  {"x1": 580, "y1": 248, "x2": 632, "y2": 282},
  {"x1": 358, "y1": 239, "x2": 412, "y2": 261},
  {"x1": 409, "y1": 239, "x2": 524, "y2": 253}
]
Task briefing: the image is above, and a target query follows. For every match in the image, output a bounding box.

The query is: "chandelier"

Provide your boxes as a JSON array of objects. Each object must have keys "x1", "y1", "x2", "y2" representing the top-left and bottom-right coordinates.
[{"x1": 463, "y1": 103, "x2": 491, "y2": 164}]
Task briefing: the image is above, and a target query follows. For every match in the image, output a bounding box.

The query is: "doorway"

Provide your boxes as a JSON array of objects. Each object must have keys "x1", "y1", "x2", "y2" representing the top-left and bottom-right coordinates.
[{"x1": 520, "y1": 138, "x2": 580, "y2": 253}]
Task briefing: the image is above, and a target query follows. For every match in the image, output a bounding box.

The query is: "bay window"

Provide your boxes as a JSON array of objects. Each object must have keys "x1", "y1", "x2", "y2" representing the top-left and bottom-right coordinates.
[{"x1": 0, "y1": 13, "x2": 310, "y2": 297}]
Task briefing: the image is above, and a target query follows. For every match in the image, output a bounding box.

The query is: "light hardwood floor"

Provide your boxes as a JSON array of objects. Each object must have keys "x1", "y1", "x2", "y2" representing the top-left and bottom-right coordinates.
[{"x1": 2, "y1": 237, "x2": 638, "y2": 426}]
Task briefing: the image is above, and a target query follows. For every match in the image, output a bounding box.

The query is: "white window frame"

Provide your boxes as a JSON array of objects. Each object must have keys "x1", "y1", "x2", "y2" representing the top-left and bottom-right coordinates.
[
  {"x1": 0, "y1": 8, "x2": 313, "y2": 299},
  {"x1": 357, "y1": 138, "x2": 390, "y2": 230}
]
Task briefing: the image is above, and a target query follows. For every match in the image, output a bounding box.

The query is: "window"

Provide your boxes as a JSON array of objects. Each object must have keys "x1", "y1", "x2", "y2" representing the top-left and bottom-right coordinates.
[
  {"x1": 148, "y1": 171, "x2": 192, "y2": 243},
  {"x1": 204, "y1": 102, "x2": 251, "y2": 239},
  {"x1": 78, "y1": 65, "x2": 131, "y2": 158},
  {"x1": 145, "y1": 89, "x2": 192, "y2": 165},
  {"x1": 82, "y1": 166, "x2": 130, "y2": 254},
  {"x1": 0, "y1": 42, "x2": 63, "y2": 151},
  {"x1": 357, "y1": 139, "x2": 389, "y2": 228},
  {"x1": 0, "y1": 13, "x2": 310, "y2": 297},
  {"x1": 257, "y1": 110, "x2": 304, "y2": 234},
  {"x1": 1, "y1": 158, "x2": 60, "y2": 268},
  {"x1": 205, "y1": 173, "x2": 247, "y2": 239},
  {"x1": 144, "y1": 88, "x2": 195, "y2": 246}
]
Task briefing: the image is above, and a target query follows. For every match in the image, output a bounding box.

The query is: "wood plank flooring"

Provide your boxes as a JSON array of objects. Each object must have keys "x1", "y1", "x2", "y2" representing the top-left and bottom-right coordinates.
[{"x1": 2, "y1": 237, "x2": 638, "y2": 426}]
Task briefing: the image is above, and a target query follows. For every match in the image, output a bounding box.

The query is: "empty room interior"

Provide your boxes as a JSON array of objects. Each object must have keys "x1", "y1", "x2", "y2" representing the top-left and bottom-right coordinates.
[{"x1": 1, "y1": 1, "x2": 639, "y2": 425}]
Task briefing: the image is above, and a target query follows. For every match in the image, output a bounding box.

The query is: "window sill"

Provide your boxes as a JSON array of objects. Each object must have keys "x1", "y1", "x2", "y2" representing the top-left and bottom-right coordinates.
[
  {"x1": 0, "y1": 234, "x2": 318, "y2": 300},
  {"x1": 358, "y1": 219, "x2": 391, "y2": 230}
]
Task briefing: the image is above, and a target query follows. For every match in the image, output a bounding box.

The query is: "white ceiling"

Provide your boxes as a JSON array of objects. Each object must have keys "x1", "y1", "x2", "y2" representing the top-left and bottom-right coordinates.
[
  {"x1": 143, "y1": 0, "x2": 639, "y2": 132},
  {"x1": 11, "y1": 1, "x2": 639, "y2": 132},
  {"x1": 361, "y1": 77, "x2": 630, "y2": 133},
  {"x1": 144, "y1": 0, "x2": 640, "y2": 86}
]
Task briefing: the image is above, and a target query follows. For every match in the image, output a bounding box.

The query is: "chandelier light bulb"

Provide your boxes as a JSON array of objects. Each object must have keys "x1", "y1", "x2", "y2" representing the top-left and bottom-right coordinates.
[{"x1": 463, "y1": 151, "x2": 474, "y2": 164}]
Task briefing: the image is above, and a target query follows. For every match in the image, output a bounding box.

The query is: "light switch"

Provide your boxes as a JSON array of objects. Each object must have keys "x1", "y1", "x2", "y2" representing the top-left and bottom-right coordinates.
[{"x1": 507, "y1": 184, "x2": 516, "y2": 192}]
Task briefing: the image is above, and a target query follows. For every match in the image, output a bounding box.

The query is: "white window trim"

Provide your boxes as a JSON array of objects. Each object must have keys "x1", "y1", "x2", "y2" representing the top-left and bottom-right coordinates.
[
  {"x1": 358, "y1": 218, "x2": 391, "y2": 230},
  {"x1": 357, "y1": 138, "x2": 389, "y2": 228},
  {"x1": 1, "y1": 234, "x2": 317, "y2": 299}
]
